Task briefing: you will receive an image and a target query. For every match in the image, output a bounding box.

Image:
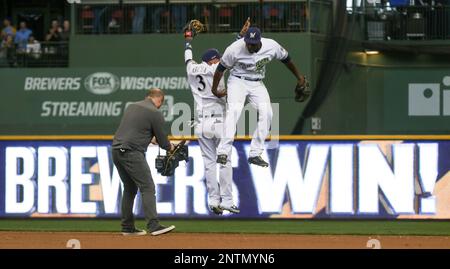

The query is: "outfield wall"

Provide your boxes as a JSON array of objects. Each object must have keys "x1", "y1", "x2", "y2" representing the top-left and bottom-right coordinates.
[
  {"x1": 2, "y1": 34, "x2": 450, "y2": 135},
  {"x1": 1, "y1": 137, "x2": 449, "y2": 219}
]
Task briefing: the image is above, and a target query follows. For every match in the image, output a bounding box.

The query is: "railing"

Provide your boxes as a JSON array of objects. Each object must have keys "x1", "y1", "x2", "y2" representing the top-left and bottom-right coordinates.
[
  {"x1": 0, "y1": 41, "x2": 69, "y2": 68},
  {"x1": 75, "y1": 0, "x2": 333, "y2": 34},
  {"x1": 362, "y1": 4, "x2": 450, "y2": 41}
]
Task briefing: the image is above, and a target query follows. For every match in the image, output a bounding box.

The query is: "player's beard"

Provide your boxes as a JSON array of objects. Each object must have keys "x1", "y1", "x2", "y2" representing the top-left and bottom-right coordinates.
[{"x1": 246, "y1": 43, "x2": 262, "y2": 54}]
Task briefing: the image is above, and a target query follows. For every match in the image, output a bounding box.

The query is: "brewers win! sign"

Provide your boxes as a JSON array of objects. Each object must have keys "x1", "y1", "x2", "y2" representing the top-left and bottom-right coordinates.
[{"x1": 1, "y1": 139, "x2": 449, "y2": 219}]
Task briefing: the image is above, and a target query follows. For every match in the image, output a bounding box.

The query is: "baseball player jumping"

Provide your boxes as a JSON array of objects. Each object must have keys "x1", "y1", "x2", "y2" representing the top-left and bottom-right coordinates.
[
  {"x1": 182, "y1": 19, "x2": 251, "y2": 214},
  {"x1": 211, "y1": 26, "x2": 307, "y2": 167}
]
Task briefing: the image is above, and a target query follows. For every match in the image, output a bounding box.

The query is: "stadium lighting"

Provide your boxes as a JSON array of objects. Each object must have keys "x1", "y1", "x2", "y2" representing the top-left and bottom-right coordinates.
[{"x1": 364, "y1": 50, "x2": 380, "y2": 55}]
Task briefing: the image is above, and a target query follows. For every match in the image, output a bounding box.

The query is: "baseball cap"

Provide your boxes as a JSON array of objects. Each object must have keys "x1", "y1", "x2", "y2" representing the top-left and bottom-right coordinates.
[
  {"x1": 244, "y1": 27, "x2": 261, "y2": 44},
  {"x1": 202, "y1": 48, "x2": 221, "y2": 62}
]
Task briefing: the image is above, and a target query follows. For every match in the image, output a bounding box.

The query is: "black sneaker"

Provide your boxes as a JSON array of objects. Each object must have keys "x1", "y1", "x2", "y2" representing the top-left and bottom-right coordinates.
[
  {"x1": 149, "y1": 224, "x2": 175, "y2": 236},
  {"x1": 219, "y1": 205, "x2": 240, "y2": 214},
  {"x1": 121, "y1": 227, "x2": 147, "y2": 236},
  {"x1": 248, "y1": 156, "x2": 269, "y2": 167},
  {"x1": 217, "y1": 154, "x2": 227, "y2": 165},
  {"x1": 209, "y1": 205, "x2": 223, "y2": 215}
]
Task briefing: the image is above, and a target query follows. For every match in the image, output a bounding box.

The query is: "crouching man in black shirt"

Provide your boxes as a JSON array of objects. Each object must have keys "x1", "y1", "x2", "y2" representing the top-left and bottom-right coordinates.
[{"x1": 112, "y1": 88, "x2": 176, "y2": 236}]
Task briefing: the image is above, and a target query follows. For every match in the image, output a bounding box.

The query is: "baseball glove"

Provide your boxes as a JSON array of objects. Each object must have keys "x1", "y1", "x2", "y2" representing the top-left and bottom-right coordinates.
[
  {"x1": 183, "y1": 19, "x2": 206, "y2": 39},
  {"x1": 155, "y1": 141, "x2": 189, "y2": 176},
  {"x1": 294, "y1": 77, "x2": 311, "y2": 102}
]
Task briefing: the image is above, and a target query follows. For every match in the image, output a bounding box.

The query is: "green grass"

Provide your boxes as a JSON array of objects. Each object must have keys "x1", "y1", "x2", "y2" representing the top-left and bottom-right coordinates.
[{"x1": 1, "y1": 219, "x2": 450, "y2": 236}]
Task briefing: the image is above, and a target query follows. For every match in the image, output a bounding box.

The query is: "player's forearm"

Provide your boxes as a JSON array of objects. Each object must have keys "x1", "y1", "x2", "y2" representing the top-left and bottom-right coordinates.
[
  {"x1": 211, "y1": 70, "x2": 224, "y2": 96},
  {"x1": 284, "y1": 60, "x2": 305, "y2": 83},
  {"x1": 184, "y1": 42, "x2": 193, "y2": 64},
  {"x1": 153, "y1": 114, "x2": 172, "y2": 151}
]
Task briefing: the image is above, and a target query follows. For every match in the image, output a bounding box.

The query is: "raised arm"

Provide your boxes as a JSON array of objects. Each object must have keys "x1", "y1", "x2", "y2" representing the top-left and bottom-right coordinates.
[{"x1": 184, "y1": 32, "x2": 194, "y2": 65}]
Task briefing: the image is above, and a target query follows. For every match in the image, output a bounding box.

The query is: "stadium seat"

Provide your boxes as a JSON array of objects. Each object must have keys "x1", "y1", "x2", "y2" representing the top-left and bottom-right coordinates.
[
  {"x1": 81, "y1": 9, "x2": 94, "y2": 34},
  {"x1": 287, "y1": 3, "x2": 304, "y2": 32},
  {"x1": 202, "y1": 7, "x2": 211, "y2": 31},
  {"x1": 217, "y1": 7, "x2": 232, "y2": 31},
  {"x1": 108, "y1": 9, "x2": 124, "y2": 33}
]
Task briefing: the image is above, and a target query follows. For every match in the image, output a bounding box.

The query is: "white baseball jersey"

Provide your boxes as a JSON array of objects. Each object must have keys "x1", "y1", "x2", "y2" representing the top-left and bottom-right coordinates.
[
  {"x1": 185, "y1": 49, "x2": 226, "y2": 116},
  {"x1": 184, "y1": 47, "x2": 234, "y2": 209},
  {"x1": 220, "y1": 37, "x2": 289, "y2": 80}
]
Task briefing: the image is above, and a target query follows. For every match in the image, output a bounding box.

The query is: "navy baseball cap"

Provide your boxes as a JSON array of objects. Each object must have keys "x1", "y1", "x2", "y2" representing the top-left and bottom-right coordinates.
[
  {"x1": 202, "y1": 48, "x2": 221, "y2": 62},
  {"x1": 244, "y1": 27, "x2": 261, "y2": 44}
]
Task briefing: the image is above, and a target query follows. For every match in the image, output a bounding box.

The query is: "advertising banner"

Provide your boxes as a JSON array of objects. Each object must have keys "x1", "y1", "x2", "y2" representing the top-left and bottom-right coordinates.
[
  {"x1": 383, "y1": 69, "x2": 450, "y2": 133},
  {"x1": 1, "y1": 139, "x2": 449, "y2": 219},
  {"x1": 0, "y1": 68, "x2": 193, "y2": 134}
]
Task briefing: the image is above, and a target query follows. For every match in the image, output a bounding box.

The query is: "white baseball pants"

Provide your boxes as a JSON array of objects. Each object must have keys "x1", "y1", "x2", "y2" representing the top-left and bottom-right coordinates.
[
  {"x1": 218, "y1": 76, "x2": 273, "y2": 158},
  {"x1": 195, "y1": 116, "x2": 234, "y2": 208}
]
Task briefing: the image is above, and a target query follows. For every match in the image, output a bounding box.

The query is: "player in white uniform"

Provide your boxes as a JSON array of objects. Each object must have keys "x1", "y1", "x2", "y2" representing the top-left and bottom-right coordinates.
[
  {"x1": 183, "y1": 20, "x2": 250, "y2": 214},
  {"x1": 212, "y1": 27, "x2": 306, "y2": 167}
]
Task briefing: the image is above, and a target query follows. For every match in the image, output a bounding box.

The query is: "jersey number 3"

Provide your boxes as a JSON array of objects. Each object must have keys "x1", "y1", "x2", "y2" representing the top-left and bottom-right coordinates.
[{"x1": 196, "y1": 75, "x2": 206, "y2": 91}]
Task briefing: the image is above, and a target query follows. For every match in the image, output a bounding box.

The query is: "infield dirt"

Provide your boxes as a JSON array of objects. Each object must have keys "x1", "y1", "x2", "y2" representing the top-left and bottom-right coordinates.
[{"x1": 0, "y1": 232, "x2": 449, "y2": 249}]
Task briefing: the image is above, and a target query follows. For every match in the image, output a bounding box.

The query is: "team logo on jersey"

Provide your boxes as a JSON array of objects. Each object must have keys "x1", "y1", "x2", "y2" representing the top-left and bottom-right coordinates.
[
  {"x1": 255, "y1": 57, "x2": 270, "y2": 71},
  {"x1": 238, "y1": 62, "x2": 254, "y2": 70}
]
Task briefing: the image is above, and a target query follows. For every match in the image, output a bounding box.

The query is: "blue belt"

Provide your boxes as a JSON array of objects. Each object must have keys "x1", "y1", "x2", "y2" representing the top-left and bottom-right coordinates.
[{"x1": 232, "y1": 75, "x2": 262, "y2": 81}]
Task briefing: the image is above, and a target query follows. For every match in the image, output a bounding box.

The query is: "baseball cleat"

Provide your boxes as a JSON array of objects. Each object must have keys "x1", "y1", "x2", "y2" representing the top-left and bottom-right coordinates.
[
  {"x1": 219, "y1": 205, "x2": 240, "y2": 214},
  {"x1": 121, "y1": 228, "x2": 147, "y2": 236},
  {"x1": 248, "y1": 156, "x2": 269, "y2": 167},
  {"x1": 209, "y1": 205, "x2": 224, "y2": 215},
  {"x1": 217, "y1": 154, "x2": 227, "y2": 165},
  {"x1": 149, "y1": 224, "x2": 176, "y2": 236}
]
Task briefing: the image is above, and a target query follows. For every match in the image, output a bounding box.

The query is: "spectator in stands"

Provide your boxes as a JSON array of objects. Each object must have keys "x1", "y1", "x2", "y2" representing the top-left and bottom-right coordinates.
[
  {"x1": 45, "y1": 20, "x2": 63, "y2": 55},
  {"x1": 1, "y1": 18, "x2": 16, "y2": 41},
  {"x1": 2, "y1": 34, "x2": 16, "y2": 67},
  {"x1": 26, "y1": 35, "x2": 41, "y2": 59},
  {"x1": 152, "y1": 6, "x2": 165, "y2": 33},
  {"x1": 152, "y1": 5, "x2": 186, "y2": 33},
  {"x1": 132, "y1": 6, "x2": 146, "y2": 33},
  {"x1": 171, "y1": 5, "x2": 187, "y2": 33},
  {"x1": 14, "y1": 21, "x2": 32, "y2": 53},
  {"x1": 46, "y1": 20, "x2": 62, "y2": 42},
  {"x1": 93, "y1": 6, "x2": 108, "y2": 34},
  {"x1": 58, "y1": 20, "x2": 70, "y2": 59},
  {"x1": 60, "y1": 20, "x2": 71, "y2": 41}
]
